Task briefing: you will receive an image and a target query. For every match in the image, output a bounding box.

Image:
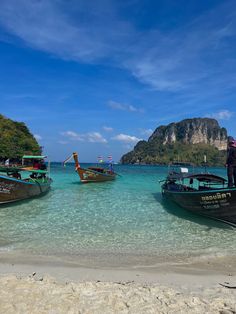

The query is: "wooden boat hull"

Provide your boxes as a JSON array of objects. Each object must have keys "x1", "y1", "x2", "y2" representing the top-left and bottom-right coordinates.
[
  {"x1": 0, "y1": 175, "x2": 52, "y2": 204},
  {"x1": 76, "y1": 167, "x2": 116, "y2": 183},
  {"x1": 162, "y1": 184, "x2": 236, "y2": 225}
]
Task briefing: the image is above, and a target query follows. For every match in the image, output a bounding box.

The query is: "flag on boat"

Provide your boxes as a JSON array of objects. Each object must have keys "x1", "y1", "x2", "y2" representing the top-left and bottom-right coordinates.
[
  {"x1": 107, "y1": 155, "x2": 113, "y2": 163},
  {"x1": 98, "y1": 156, "x2": 103, "y2": 163}
]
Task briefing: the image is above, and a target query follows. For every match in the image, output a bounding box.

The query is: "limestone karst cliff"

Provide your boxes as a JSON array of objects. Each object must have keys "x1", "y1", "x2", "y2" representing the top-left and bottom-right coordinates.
[
  {"x1": 149, "y1": 118, "x2": 227, "y2": 150},
  {"x1": 121, "y1": 118, "x2": 228, "y2": 165}
]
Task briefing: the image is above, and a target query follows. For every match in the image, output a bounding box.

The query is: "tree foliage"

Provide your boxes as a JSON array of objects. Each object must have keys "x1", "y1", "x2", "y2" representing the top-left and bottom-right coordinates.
[
  {"x1": 121, "y1": 142, "x2": 226, "y2": 166},
  {"x1": 0, "y1": 114, "x2": 41, "y2": 158}
]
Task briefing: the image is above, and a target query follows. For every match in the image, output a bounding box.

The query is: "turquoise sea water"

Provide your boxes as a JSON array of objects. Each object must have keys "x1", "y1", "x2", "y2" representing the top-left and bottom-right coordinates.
[{"x1": 0, "y1": 164, "x2": 236, "y2": 266}]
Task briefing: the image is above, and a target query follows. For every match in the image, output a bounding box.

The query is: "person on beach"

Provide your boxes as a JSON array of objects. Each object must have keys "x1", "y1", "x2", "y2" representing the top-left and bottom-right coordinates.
[{"x1": 226, "y1": 137, "x2": 236, "y2": 187}]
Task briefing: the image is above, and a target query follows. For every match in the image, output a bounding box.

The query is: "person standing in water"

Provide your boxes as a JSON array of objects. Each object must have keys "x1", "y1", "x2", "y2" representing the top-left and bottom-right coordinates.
[{"x1": 226, "y1": 137, "x2": 236, "y2": 187}]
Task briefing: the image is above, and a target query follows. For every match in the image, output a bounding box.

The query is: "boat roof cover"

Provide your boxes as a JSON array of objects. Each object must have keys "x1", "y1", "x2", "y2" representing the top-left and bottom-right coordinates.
[
  {"x1": 187, "y1": 173, "x2": 227, "y2": 183},
  {"x1": 167, "y1": 172, "x2": 227, "y2": 183},
  {"x1": 22, "y1": 169, "x2": 48, "y2": 174},
  {"x1": 0, "y1": 166, "x2": 48, "y2": 174},
  {"x1": 22, "y1": 155, "x2": 47, "y2": 159}
]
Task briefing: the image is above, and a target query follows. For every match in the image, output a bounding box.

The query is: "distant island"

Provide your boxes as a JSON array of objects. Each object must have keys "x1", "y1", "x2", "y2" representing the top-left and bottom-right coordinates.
[
  {"x1": 0, "y1": 114, "x2": 41, "y2": 160},
  {"x1": 121, "y1": 118, "x2": 228, "y2": 166}
]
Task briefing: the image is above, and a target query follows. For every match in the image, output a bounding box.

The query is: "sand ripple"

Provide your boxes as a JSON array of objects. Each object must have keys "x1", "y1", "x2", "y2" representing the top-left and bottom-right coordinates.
[{"x1": 0, "y1": 275, "x2": 235, "y2": 313}]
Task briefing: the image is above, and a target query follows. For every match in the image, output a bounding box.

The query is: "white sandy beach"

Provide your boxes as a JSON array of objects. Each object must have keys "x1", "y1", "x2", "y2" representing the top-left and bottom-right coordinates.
[
  {"x1": 0, "y1": 255, "x2": 236, "y2": 314},
  {"x1": 0, "y1": 273, "x2": 235, "y2": 314}
]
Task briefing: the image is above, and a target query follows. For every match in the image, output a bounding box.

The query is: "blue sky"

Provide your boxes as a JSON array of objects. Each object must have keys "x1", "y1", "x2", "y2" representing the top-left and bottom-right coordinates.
[{"x1": 0, "y1": 0, "x2": 236, "y2": 161}]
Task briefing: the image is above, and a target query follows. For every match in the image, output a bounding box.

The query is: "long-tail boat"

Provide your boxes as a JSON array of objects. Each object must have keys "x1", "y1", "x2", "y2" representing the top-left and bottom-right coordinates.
[
  {"x1": 0, "y1": 155, "x2": 52, "y2": 204},
  {"x1": 64, "y1": 152, "x2": 117, "y2": 183},
  {"x1": 161, "y1": 162, "x2": 236, "y2": 227}
]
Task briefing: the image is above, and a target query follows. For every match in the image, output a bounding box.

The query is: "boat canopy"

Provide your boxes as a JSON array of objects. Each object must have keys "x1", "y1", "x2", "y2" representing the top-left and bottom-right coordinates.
[
  {"x1": 186, "y1": 173, "x2": 227, "y2": 183},
  {"x1": 22, "y1": 155, "x2": 47, "y2": 159},
  {"x1": 21, "y1": 168, "x2": 48, "y2": 174},
  {"x1": 0, "y1": 166, "x2": 48, "y2": 174},
  {"x1": 167, "y1": 172, "x2": 226, "y2": 184}
]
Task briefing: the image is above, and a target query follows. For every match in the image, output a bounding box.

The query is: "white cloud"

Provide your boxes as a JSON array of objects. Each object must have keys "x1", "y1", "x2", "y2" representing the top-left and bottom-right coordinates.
[
  {"x1": 34, "y1": 134, "x2": 42, "y2": 141},
  {"x1": 61, "y1": 131, "x2": 84, "y2": 141},
  {"x1": 0, "y1": 0, "x2": 135, "y2": 62},
  {"x1": 207, "y1": 110, "x2": 234, "y2": 120},
  {"x1": 62, "y1": 130, "x2": 107, "y2": 143},
  {"x1": 65, "y1": 131, "x2": 79, "y2": 137},
  {"x1": 139, "y1": 128, "x2": 153, "y2": 136},
  {"x1": 125, "y1": 3, "x2": 236, "y2": 92},
  {"x1": 0, "y1": 0, "x2": 236, "y2": 96},
  {"x1": 112, "y1": 133, "x2": 142, "y2": 143},
  {"x1": 108, "y1": 100, "x2": 143, "y2": 113},
  {"x1": 58, "y1": 140, "x2": 68, "y2": 145},
  {"x1": 103, "y1": 126, "x2": 113, "y2": 132},
  {"x1": 87, "y1": 132, "x2": 107, "y2": 143}
]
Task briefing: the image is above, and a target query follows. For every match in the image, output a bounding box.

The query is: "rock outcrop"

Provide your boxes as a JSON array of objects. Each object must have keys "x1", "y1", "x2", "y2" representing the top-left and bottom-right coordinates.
[
  {"x1": 149, "y1": 118, "x2": 227, "y2": 150},
  {"x1": 121, "y1": 118, "x2": 228, "y2": 165}
]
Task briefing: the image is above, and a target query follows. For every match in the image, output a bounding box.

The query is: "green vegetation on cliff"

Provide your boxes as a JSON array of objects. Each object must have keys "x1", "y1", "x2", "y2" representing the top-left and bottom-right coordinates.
[
  {"x1": 121, "y1": 142, "x2": 226, "y2": 166},
  {"x1": 121, "y1": 118, "x2": 227, "y2": 166},
  {"x1": 0, "y1": 114, "x2": 41, "y2": 158}
]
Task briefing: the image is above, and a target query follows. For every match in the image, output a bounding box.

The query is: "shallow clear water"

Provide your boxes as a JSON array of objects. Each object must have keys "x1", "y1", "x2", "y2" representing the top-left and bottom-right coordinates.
[{"x1": 0, "y1": 164, "x2": 235, "y2": 265}]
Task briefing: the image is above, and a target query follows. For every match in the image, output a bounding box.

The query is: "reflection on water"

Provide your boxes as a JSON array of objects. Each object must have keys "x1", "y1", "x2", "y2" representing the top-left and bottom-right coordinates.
[{"x1": 159, "y1": 195, "x2": 231, "y2": 230}]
